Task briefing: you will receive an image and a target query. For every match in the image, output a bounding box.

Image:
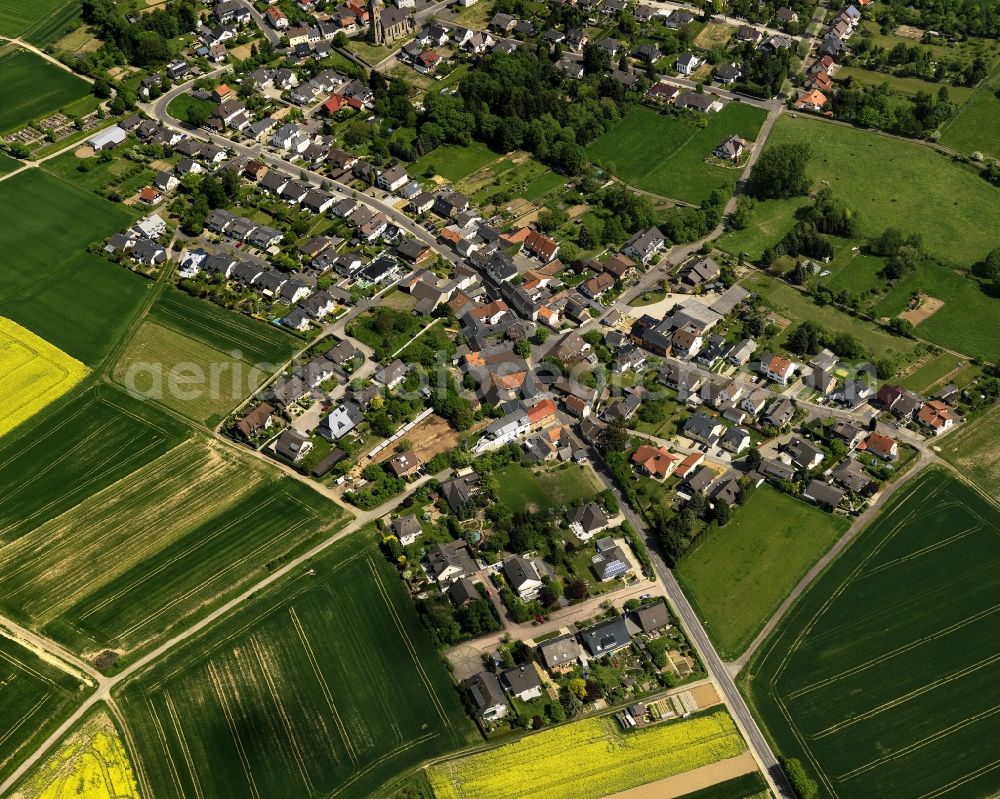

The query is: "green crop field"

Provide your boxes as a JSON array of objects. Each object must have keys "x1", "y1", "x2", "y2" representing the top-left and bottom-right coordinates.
[
  {"x1": 0, "y1": 633, "x2": 89, "y2": 784},
  {"x1": 0, "y1": 0, "x2": 71, "y2": 37},
  {"x1": 742, "y1": 468, "x2": 1000, "y2": 799},
  {"x1": 0, "y1": 169, "x2": 147, "y2": 366},
  {"x1": 675, "y1": 772, "x2": 769, "y2": 799},
  {"x1": 493, "y1": 463, "x2": 603, "y2": 513},
  {"x1": 0, "y1": 46, "x2": 90, "y2": 133},
  {"x1": 741, "y1": 273, "x2": 918, "y2": 363},
  {"x1": 676, "y1": 486, "x2": 848, "y2": 659},
  {"x1": 0, "y1": 152, "x2": 19, "y2": 174},
  {"x1": 0, "y1": 384, "x2": 349, "y2": 658},
  {"x1": 729, "y1": 115, "x2": 1000, "y2": 266},
  {"x1": 21, "y1": 0, "x2": 83, "y2": 46},
  {"x1": 116, "y1": 531, "x2": 476, "y2": 799},
  {"x1": 586, "y1": 104, "x2": 768, "y2": 204},
  {"x1": 114, "y1": 289, "x2": 299, "y2": 425}
]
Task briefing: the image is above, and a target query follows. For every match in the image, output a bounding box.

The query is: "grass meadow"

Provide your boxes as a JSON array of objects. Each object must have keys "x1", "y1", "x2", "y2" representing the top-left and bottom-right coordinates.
[
  {"x1": 117, "y1": 532, "x2": 476, "y2": 799},
  {"x1": 731, "y1": 115, "x2": 1000, "y2": 266},
  {"x1": 586, "y1": 104, "x2": 768, "y2": 204},
  {"x1": 741, "y1": 273, "x2": 918, "y2": 363},
  {"x1": 742, "y1": 468, "x2": 1000, "y2": 799},
  {"x1": 493, "y1": 463, "x2": 603, "y2": 513},
  {"x1": 0, "y1": 385, "x2": 349, "y2": 659},
  {"x1": 940, "y1": 403, "x2": 1000, "y2": 496},
  {"x1": 870, "y1": 259, "x2": 1000, "y2": 362},
  {"x1": 675, "y1": 486, "x2": 849, "y2": 659},
  {"x1": 940, "y1": 69, "x2": 1000, "y2": 160},
  {"x1": 410, "y1": 141, "x2": 500, "y2": 183},
  {"x1": 0, "y1": 169, "x2": 147, "y2": 366},
  {"x1": 0, "y1": 316, "x2": 87, "y2": 438},
  {"x1": 0, "y1": 47, "x2": 90, "y2": 133},
  {"x1": 0, "y1": 633, "x2": 89, "y2": 785},
  {"x1": 427, "y1": 711, "x2": 747, "y2": 799},
  {"x1": 115, "y1": 289, "x2": 299, "y2": 426}
]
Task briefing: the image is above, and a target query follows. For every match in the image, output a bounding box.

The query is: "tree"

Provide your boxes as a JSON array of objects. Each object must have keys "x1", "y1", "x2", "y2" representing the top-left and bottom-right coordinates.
[
  {"x1": 787, "y1": 320, "x2": 826, "y2": 356},
  {"x1": 783, "y1": 758, "x2": 819, "y2": 799},
  {"x1": 745, "y1": 446, "x2": 762, "y2": 470},
  {"x1": 713, "y1": 498, "x2": 731, "y2": 526},
  {"x1": 93, "y1": 78, "x2": 112, "y2": 98},
  {"x1": 514, "y1": 339, "x2": 531, "y2": 359},
  {"x1": 747, "y1": 143, "x2": 812, "y2": 199},
  {"x1": 888, "y1": 318, "x2": 914, "y2": 338},
  {"x1": 185, "y1": 101, "x2": 211, "y2": 129}
]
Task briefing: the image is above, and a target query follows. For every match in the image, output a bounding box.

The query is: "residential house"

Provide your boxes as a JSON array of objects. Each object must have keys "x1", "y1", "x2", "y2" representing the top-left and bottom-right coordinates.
[
  {"x1": 591, "y1": 537, "x2": 633, "y2": 582},
  {"x1": 537, "y1": 635, "x2": 581, "y2": 675},
  {"x1": 579, "y1": 617, "x2": 632, "y2": 656},
  {"x1": 463, "y1": 671, "x2": 507, "y2": 720},
  {"x1": 763, "y1": 398, "x2": 795, "y2": 428},
  {"x1": 676, "y1": 53, "x2": 701, "y2": 75},
  {"x1": 426, "y1": 539, "x2": 478, "y2": 583},
  {"x1": 762, "y1": 353, "x2": 795, "y2": 384},
  {"x1": 865, "y1": 431, "x2": 898, "y2": 460},
  {"x1": 917, "y1": 400, "x2": 958, "y2": 435},
  {"x1": 785, "y1": 436, "x2": 824, "y2": 469},
  {"x1": 803, "y1": 479, "x2": 845, "y2": 510},
  {"x1": 317, "y1": 402, "x2": 364, "y2": 441},
  {"x1": 236, "y1": 403, "x2": 274, "y2": 438},
  {"x1": 391, "y1": 514, "x2": 423, "y2": 546},
  {"x1": 503, "y1": 556, "x2": 546, "y2": 601},
  {"x1": 500, "y1": 665, "x2": 542, "y2": 702},
  {"x1": 631, "y1": 444, "x2": 678, "y2": 480},
  {"x1": 632, "y1": 599, "x2": 670, "y2": 634},
  {"x1": 683, "y1": 412, "x2": 723, "y2": 445},
  {"x1": 623, "y1": 227, "x2": 665, "y2": 263},
  {"x1": 567, "y1": 502, "x2": 610, "y2": 542},
  {"x1": 713, "y1": 135, "x2": 747, "y2": 162},
  {"x1": 273, "y1": 429, "x2": 312, "y2": 462},
  {"x1": 720, "y1": 427, "x2": 751, "y2": 455}
]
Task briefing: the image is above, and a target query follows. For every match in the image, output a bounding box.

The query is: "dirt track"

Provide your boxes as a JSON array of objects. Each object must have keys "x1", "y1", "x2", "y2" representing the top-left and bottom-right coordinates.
[{"x1": 601, "y1": 752, "x2": 759, "y2": 799}]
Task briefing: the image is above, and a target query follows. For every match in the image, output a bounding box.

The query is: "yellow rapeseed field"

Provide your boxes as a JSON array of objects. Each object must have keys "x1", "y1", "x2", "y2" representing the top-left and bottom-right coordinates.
[
  {"x1": 0, "y1": 317, "x2": 87, "y2": 438},
  {"x1": 12, "y1": 712, "x2": 141, "y2": 799},
  {"x1": 427, "y1": 711, "x2": 747, "y2": 799}
]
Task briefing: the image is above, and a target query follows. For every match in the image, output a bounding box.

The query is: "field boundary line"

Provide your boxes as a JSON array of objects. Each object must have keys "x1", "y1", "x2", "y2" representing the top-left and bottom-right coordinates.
[
  {"x1": 0, "y1": 695, "x2": 49, "y2": 754},
  {"x1": 329, "y1": 731, "x2": 439, "y2": 799},
  {"x1": 289, "y1": 606, "x2": 358, "y2": 768},
  {"x1": 207, "y1": 660, "x2": 262, "y2": 799},
  {"x1": 365, "y1": 557, "x2": 449, "y2": 724},
  {"x1": 861, "y1": 523, "x2": 978, "y2": 577}
]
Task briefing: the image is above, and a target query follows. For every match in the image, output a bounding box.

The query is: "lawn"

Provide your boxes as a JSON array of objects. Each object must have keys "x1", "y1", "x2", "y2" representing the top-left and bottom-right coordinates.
[
  {"x1": 0, "y1": 316, "x2": 87, "y2": 439},
  {"x1": 742, "y1": 114, "x2": 1000, "y2": 266},
  {"x1": 410, "y1": 141, "x2": 501, "y2": 183},
  {"x1": 675, "y1": 486, "x2": 848, "y2": 659},
  {"x1": 0, "y1": 384, "x2": 349, "y2": 659},
  {"x1": 741, "y1": 273, "x2": 917, "y2": 363},
  {"x1": 165, "y1": 92, "x2": 214, "y2": 125},
  {"x1": 0, "y1": 0, "x2": 73, "y2": 37},
  {"x1": 0, "y1": 169, "x2": 148, "y2": 366},
  {"x1": 116, "y1": 531, "x2": 476, "y2": 799},
  {"x1": 0, "y1": 46, "x2": 90, "y2": 134},
  {"x1": 939, "y1": 69, "x2": 1000, "y2": 159},
  {"x1": 0, "y1": 632, "x2": 90, "y2": 785},
  {"x1": 12, "y1": 708, "x2": 141, "y2": 799},
  {"x1": 493, "y1": 463, "x2": 603, "y2": 513},
  {"x1": 586, "y1": 104, "x2": 768, "y2": 204},
  {"x1": 427, "y1": 711, "x2": 747, "y2": 799},
  {"x1": 741, "y1": 468, "x2": 1000, "y2": 799},
  {"x1": 869, "y1": 259, "x2": 1000, "y2": 361},
  {"x1": 114, "y1": 288, "x2": 299, "y2": 425},
  {"x1": 939, "y1": 402, "x2": 1000, "y2": 496}
]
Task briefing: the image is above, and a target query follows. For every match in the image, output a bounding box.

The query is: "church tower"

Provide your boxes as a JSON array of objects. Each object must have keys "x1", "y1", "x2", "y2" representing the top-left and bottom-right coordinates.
[{"x1": 368, "y1": 0, "x2": 383, "y2": 44}]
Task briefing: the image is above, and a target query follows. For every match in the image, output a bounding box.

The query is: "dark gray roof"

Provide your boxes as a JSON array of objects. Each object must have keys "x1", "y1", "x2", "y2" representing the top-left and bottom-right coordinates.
[{"x1": 578, "y1": 616, "x2": 632, "y2": 656}]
